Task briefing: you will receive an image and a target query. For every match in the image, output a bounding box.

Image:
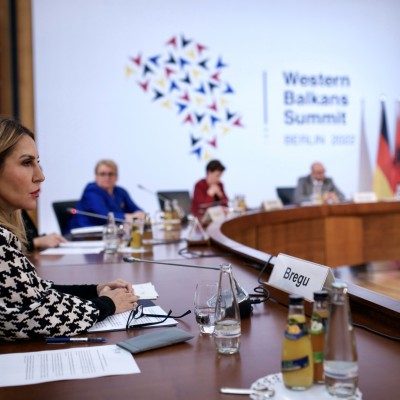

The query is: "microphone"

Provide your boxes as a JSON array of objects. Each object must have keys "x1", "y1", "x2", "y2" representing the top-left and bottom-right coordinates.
[
  {"x1": 137, "y1": 184, "x2": 171, "y2": 202},
  {"x1": 68, "y1": 208, "x2": 125, "y2": 223},
  {"x1": 123, "y1": 257, "x2": 252, "y2": 318}
]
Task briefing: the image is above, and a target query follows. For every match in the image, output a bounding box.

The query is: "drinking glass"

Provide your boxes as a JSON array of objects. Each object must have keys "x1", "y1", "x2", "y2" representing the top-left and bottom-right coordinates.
[{"x1": 194, "y1": 281, "x2": 218, "y2": 334}]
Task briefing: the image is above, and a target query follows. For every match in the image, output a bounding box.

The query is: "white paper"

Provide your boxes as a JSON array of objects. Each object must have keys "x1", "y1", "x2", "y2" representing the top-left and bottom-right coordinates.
[
  {"x1": 132, "y1": 282, "x2": 159, "y2": 299},
  {"x1": 0, "y1": 345, "x2": 140, "y2": 387},
  {"x1": 118, "y1": 246, "x2": 153, "y2": 254},
  {"x1": 60, "y1": 240, "x2": 104, "y2": 248},
  {"x1": 40, "y1": 246, "x2": 104, "y2": 255},
  {"x1": 88, "y1": 306, "x2": 177, "y2": 332},
  {"x1": 70, "y1": 226, "x2": 104, "y2": 235}
]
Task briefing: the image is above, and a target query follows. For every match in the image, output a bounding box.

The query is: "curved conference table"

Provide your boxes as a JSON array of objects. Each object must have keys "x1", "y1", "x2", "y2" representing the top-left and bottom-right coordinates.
[
  {"x1": 207, "y1": 201, "x2": 400, "y2": 336},
  {"x1": 0, "y1": 205, "x2": 399, "y2": 400}
]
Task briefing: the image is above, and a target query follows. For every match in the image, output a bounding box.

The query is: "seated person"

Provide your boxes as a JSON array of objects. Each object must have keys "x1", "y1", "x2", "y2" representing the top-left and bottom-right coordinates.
[
  {"x1": 0, "y1": 118, "x2": 139, "y2": 340},
  {"x1": 68, "y1": 159, "x2": 144, "y2": 231},
  {"x1": 293, "y1": 162, "x2": 345, "y2": 204},
  {"x1": 191, "y1": 159, "x2": 229, "y2": 219},
  {"x1": 22, "y1": 209, "x2": 66, "y2": 251}
]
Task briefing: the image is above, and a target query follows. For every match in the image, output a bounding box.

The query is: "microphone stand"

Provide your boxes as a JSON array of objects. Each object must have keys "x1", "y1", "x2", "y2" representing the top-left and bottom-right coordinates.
[
  {"x1": 68, "y1": 208, "x2": 125, "y2": 223},
  {"x1": 123, "y1": 257, "x2": 253, "y2": 318}
]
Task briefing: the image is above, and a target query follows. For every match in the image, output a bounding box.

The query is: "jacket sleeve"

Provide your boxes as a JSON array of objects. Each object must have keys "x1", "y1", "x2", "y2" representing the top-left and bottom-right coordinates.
[
  {"x1": 293, "y1": 177, "x2": 311, "y2": 204},
  {"x1": 120, "y1": 188, "x2": 142, "y2": 213},
  {"x1": 0, "y1": 233, "x2": 102, "y2": 340}
]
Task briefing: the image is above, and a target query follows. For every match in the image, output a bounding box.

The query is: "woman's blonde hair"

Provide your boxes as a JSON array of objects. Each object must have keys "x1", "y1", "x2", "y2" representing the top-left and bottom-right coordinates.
[
  {"x1": 0, "y1": 117, "x2": 35, "y2": 244},
  {"x1": 95, "y1": 159, "x2": 118, "y2": 175}
]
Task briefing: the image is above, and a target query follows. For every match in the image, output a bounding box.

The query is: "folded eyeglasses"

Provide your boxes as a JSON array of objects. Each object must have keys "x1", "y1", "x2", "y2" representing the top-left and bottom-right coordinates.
[{"x1": 126, "y1": 304, "x2": 191, "y2": 329}]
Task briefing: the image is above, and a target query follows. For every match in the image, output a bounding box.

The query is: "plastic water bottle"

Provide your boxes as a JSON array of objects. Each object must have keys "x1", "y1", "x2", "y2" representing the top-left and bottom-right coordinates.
[
  {"x1": 324, "y1": 282, "x2": 358, "y2": 397},
  {"x1": 103, "y1": 212, "x2": 118, "y2": 253},
  {"x1": 213, "y1": 263, "x2": 241, "y2": 354}
]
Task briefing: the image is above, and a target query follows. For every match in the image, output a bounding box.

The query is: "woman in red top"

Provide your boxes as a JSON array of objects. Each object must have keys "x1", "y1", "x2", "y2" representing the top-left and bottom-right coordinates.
[{"x1": 191, "y1": 159, "x2": 228, "y2": 219}]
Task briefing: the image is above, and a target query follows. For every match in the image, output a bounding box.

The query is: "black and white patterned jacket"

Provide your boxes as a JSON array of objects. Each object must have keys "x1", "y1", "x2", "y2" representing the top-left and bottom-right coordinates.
[{"x1": 0, "y1": 226, "x2": 114, "y2": 340}]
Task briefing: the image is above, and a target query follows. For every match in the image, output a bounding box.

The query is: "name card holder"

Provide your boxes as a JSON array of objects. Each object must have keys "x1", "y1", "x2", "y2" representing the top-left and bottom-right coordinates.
[
  {"x1": 261, "y1": 198, "x2": 283, "y2": 211},
  {"x1": 352, "y1": 192, "x2": 377, "y2": 203},
  {"x1": 201, "y1": 205, "x2": 226, "y2": 225},
  {"x1": 264, "y1": 253, "x2": 335, "y2": 315}
]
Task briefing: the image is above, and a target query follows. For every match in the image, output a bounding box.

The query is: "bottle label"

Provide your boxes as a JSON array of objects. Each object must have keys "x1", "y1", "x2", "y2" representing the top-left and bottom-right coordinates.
[
  {"x1": 313, "y1": 351, "x2": 324, "y2": 363},
  {"x1": 282, "y1": 355, "x2": 310, "y2": 372},
  {"x1": 284, "y1": 319, "x2": 308, "y2": 340},
  {"x1": 310, "y1": 315, "x2": 327, "y2": 335}
]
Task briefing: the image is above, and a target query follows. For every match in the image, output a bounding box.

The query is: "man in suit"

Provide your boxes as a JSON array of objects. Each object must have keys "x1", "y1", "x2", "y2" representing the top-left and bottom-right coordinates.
[{"x1": 293, "y1": 162, "x2": 345, "y2": 204}]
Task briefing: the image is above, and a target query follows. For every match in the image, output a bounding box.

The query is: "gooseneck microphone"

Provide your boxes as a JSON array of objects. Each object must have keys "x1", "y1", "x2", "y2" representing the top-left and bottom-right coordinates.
[
  {"x1": 68, "y1": 208, "x2": 125, "y2": 223},
  {"x1": 123, "y1": 256, "x2": 253, "y2": 318},
  {"x1": 137, "y1": 184, "x2": 171, "y2": 202}
]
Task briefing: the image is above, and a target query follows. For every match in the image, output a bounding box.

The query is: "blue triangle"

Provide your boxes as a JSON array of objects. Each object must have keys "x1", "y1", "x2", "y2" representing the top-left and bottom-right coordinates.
[
  {"x1": 216, "y1": 57, "x2": 228, "y2": 69},
  {"x1": 210, "y1": 115, "x2": 221, "y2": 126},
  {"x1": 223, "y1": 83, "x2": 234, "y2": 94},
  {"x1": 195, "y1": 84, "x2": 206, "y2": 95},
  {"x1": 179, "y1": 58, "x2": 190, "y2": 69},
  {"x1": 148, "y1": 55, "x2": 161, "y2": 66},
  {"x1": 169, "y1": 81, "x2": 180, "y2": 92},
  {"x1": 176, "y1": 103, "x2": 187, "y2": 114}
]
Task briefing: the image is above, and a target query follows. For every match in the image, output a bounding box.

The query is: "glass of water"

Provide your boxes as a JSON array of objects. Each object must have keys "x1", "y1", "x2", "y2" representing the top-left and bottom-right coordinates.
[{"x1": 194, "y1": 281, "x2": 218, "y2": 334}]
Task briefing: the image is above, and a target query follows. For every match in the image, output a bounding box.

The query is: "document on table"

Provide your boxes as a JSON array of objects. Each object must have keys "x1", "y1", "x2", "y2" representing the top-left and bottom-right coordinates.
[
  {"x1": 132, "y1": 282, "x2": 159, "y2": 299},
  {"x1": 0, "y1": 345, "x2": 140, "y2": 387},
  {"x1": 40, "y1": 241, "x2": 104, "y2": 255},
  {"x1": 88, "y1": 306, "x2": 177, "y2": 332}
]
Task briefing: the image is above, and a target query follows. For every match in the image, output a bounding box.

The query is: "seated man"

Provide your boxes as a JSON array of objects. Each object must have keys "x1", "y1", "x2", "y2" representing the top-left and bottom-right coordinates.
[
  {"x1": 293, "y1": 162, "x2": 345, "y2": 204},
  {"x1": 191, "y1": 159, "x2": 229, "y2": 219},
  {"x1": 68, "y1": 159, "x2": 144, "y2": 231}
]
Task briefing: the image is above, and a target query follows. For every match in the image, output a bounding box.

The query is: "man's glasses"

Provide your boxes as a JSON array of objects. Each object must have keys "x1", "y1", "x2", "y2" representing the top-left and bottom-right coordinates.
[
  {"x1": 126, "y1": 304, "x2": 191, "y2": 329},
  {"x1": 97, "y1": 172, "x2": 117, "y2": 177}
]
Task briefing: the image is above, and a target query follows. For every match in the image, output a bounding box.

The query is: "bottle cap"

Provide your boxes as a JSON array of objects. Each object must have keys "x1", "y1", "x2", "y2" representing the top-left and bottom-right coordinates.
[
  {"x1": 331, "y1": 281, "x2": 347, "y2": 289},
  {"x1": 313, "y1": 290, "x2": 329, "y2": 301},
  {"x1": 288, "y1": 294, "x2": 304, "y2": 304}
]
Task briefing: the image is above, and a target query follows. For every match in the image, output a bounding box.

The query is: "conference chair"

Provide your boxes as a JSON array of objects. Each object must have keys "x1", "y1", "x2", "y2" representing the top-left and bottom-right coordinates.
[
  {"x1": 276, "y1": 187, "x2": 295, "y2": 205},
  {"x1": 52, "y1": 200, "x2": 78, "y2": 235},
  {"x1": 156, "y1": 190, "x2": 192, "y2": 217}
]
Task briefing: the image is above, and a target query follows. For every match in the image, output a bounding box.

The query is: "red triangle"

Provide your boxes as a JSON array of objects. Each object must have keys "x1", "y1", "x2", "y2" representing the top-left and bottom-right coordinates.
[
  {"x1": 180, "y1": 91, "x2": 190, "y2": 102},
  {"x1": 131, "y1": 54, "x2": 142, "y2": 66},
  {"x1": 196, "y1": 43, "x2": 207, "y2": 55},
  {"x1": 166, "y1": 37, "x2": 177, "y2": 47},
  {"x1": 165, "y1": 67, "x2": 175, "y2": 78},
  {"x1": 208, "y1": 101, "x2": 218, "y2": 112},
  {"x1": 137, "y1": 80, "x2": 149, "y2": 92},
  {"x1": 210, "y1": 72, "x2": 220, "y2": 82},
  {"x1": 208, "y1": 138, "x2": 217, "y2": 148},
  {"x1": 183, "y1": 114, "x2": 193, "y2": 124},
  {"x1": 233, "y1": 117, "x2": 243, "y2": 127}
]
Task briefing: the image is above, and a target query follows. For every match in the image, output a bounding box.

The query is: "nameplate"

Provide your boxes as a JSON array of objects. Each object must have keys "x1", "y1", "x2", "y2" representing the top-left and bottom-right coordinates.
[
  {"x1": 352, "y1": 192, "x2": 377, "y2": 203},
  {"x1": 268, "y1": 253, "x2": 335, "y2": 301},
  {"x1": 201, "y1": 205, "x2": 226, "y2": 224},
  {"x1": 262, "y1": 199, "x2": 283, "y2": 211}
]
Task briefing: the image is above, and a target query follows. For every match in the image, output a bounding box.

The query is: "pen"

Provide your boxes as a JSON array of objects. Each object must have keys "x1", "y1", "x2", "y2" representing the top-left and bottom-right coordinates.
[{"x1": 45, "y1": 337, "x2": 106, "y2": 344}]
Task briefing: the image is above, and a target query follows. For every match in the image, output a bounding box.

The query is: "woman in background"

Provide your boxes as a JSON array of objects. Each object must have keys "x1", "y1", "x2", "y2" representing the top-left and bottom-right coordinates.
[
  {"x1": 0, "y1": 118, "x2": 139, "y2": 340},
  {"x1": 68, "y1": 159, "x2": 144, "y2": 233}
]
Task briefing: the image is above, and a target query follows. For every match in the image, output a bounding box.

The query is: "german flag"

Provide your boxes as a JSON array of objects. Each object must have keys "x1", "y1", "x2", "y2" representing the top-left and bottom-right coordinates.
[
  {"x1": 373, "y1": 101, "x2": 394, "y2": 199},
  {"x1": 391, "y1": 101, "x2": 400, "y2": 193}
]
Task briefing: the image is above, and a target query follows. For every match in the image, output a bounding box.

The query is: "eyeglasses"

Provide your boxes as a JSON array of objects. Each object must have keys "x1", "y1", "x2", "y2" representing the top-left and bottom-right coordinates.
[
  {"x1": 97, "y1": 172, "x2": 117, "y2": 177},
  {"x1": 126, "y1": 304, "x2": 191, "y2": 329}
]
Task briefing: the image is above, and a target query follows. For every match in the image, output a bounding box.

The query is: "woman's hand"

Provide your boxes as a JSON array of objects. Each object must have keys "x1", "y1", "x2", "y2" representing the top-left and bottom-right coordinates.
[
  {"x1": 125, "y1": 211, "x2": 145, "y2": 221},
  {"x1": 99, "y1": 286, "x2": 139, "y2": 314},
  {"x1": 97, "y1": 278, "x2": 133, "y2": 295},
  {"x1": 33, "y1": 233, "x2": 67, "y2": 250}
]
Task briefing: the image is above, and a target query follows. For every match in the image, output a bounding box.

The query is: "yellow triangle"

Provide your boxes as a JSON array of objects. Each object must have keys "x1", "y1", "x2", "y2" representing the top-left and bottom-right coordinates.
[
  {"x1": 192, "y1": 69, "x2": 202, "y2": 80},
  {"x1": 155, "y1": 77, "x2": 166, "y2": 88},
  {"x1": 185, "y1": 49, "x2": 196, "y2": 59},
  {"x1": 201, "y1": 123, "x2": 210, "y2": 133},
  {"x1": 203, "y1": 152, "x2": 212, "y2": 161},
  {"x1": 195, "y1": 97, "x2": 205, "y2": 106},
  {"x1": 221, "y1": 126, "x2": 230, "y2": 135},
  {"x1": 162, "y1": 99, "x2": 172, "y2": 109},
  {"x1": 219, "y1": 97, "x2": 229, "y2": 107},
  {"x1": 125, "y1": 66, "x2": 135, "y2": 78}
]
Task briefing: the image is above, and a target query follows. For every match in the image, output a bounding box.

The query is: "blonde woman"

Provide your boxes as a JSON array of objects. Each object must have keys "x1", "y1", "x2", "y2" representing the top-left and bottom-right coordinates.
[{"x1": 0, "y1": 118, "x2": 138, "y2": 340}]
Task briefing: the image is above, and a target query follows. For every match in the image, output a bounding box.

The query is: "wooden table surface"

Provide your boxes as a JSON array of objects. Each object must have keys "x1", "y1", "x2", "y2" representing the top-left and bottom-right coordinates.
[{"x1": 1, "y1": 240, "x2": 399, "y2": 399}]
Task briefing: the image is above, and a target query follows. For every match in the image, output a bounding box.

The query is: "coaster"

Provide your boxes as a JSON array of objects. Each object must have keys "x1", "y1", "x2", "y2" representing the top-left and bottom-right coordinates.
[{"x1": 250, "y1": 373, "x2": 362, "y2": 400}]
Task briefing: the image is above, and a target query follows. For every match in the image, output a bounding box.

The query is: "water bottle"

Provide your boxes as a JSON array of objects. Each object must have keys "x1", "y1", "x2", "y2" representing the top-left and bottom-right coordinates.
[
  {"x1": 324, "y1": 282, "x2": 358, "y2": 397},
  {"x1": 281, "y1": 295, "x2": 313, "y2": 390},
  {"x1": 310, "y1": 290, "x2": 329, "y2": 383},
  {"x1": 213, "y1": 263, "x2": 241, "y2": 354},
  {"x1": 103, "y1": 212, "x2": 118, "y2": 253}
]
